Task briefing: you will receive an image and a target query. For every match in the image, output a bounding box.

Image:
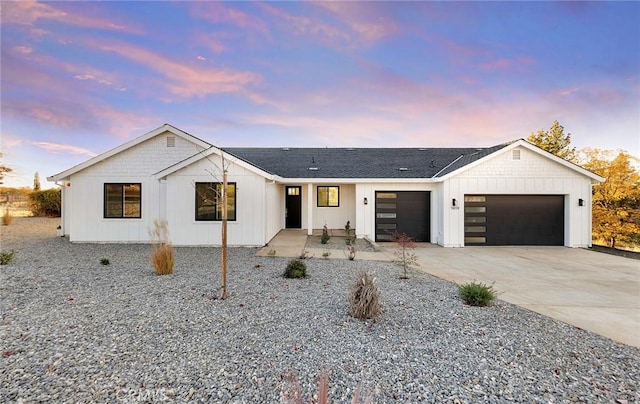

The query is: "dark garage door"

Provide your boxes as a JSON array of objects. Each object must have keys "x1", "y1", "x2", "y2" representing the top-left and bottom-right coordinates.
[
  {"x1": 464, "y1": 195, "x2": 564, "y2": 246},
  {"x1": 376, "y1": 191, "x2": 430, "y2": 242}
]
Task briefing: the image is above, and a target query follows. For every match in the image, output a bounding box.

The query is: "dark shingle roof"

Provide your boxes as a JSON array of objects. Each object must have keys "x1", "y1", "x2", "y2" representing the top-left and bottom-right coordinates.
[{"x1": 224, "y1": 143, "x2": 511, "y2": 179}]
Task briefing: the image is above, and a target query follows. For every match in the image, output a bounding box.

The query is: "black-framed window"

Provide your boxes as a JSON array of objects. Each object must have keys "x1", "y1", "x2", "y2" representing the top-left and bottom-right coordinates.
[
  {"x1": 195, "y1": 182, "x2": 236, "y2": 221},
  {"x1": 104, "y1": 183, "x2": 141, "y2": 218},
  {"x1": 317, "y1": 186, "x2": 339, "y2": 207}
]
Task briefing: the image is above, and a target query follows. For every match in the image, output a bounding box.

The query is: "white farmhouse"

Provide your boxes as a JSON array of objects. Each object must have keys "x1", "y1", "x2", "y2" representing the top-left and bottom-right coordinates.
[{"x1": 48, "y1": 124, "x2": 603, "y2": 247}]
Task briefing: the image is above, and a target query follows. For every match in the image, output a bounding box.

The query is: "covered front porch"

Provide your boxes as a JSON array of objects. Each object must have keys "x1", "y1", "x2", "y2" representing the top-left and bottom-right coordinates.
[{"x1": 282, "y1": 183, "x2": 357, "y2": 236}]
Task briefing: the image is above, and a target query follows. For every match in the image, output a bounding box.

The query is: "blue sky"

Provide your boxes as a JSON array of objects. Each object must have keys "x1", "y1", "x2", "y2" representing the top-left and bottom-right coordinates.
[{"x1": 1, "y1": 1, "x2": 638, "y2": 188}]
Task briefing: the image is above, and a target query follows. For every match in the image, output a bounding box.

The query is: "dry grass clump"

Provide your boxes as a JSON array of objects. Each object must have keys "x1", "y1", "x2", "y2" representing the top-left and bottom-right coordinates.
[
  {"x1": 149, "y1": 220, "x2": 174, "y2": 275},
  {"x1": 2, "y1": 210, "x2": 14, "y2": 226},
  {"x1": 349, "y1": 271, "x2": 381, "y2": 320}
]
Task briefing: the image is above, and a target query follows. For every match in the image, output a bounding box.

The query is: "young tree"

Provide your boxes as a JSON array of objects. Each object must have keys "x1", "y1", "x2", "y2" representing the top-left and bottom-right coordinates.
[
  {"x1": 33, "y1": 172, "x2": 41, "y2": 190},
  {"x1": 580, "y1": 148, "x2": 640, "y2": 248},
  {"x1": 196, "y1": 150, "x2": 233, "y2": 299},
  {"x1": 527, "y1": 121, "x2": 577, "y2": 162}
]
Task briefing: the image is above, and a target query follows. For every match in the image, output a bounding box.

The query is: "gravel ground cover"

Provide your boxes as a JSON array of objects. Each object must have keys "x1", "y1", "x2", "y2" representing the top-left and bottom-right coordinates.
[{"x1": 1, "y1": 218, "x2": 639, "y2": 403}]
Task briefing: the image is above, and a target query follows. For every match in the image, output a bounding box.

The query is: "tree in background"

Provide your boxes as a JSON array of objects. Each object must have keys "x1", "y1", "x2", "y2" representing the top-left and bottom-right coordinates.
[
  {"x1": 33, "y1": 172, "x2": 41, "y2": 191},
  {"x1": 527, "y1": 121, "x2": 577, "y2": 162},
  {"x1": 29, "y1": 188, "x2": 61, "y2": 217},
  {"x1": 0, "y1": 153, "x2": 12, "y2": 185},
  {"x1": 580, "y1": 149, "x2": 640, "y2": 248}
]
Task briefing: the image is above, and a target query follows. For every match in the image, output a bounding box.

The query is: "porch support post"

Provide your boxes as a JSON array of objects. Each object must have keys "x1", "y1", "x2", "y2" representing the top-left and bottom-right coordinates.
[{"x1": 307, "y1": 183, "x2": 313, "y2": 236}]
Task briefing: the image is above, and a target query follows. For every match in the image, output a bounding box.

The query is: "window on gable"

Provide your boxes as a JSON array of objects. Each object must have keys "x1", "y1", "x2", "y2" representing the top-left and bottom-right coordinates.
[
  {"x1": 195, "y1": 182, "x2": 236, "y2": 221},
  {"x1": 317, "y1": 186, "x2": 339, "y2": 207},
  {"x1": 104, "y1": 183, "x2": 141, "y2": 218},
  {"x1": 513, "y1": 149, "x2": 521, "y2": 160}
]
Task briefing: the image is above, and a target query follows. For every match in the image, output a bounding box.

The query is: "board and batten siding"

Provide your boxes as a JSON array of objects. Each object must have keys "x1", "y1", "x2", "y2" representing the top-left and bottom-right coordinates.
[
  {"x1": 264, "y1": 182, "x2": 284, "y2": 243},
  {"x1": 355, "y1": 183, "x2": 439, "y2": 243},
  {"x1": 311, "y1": 184, "x2": 356, "y2": 230},
  {"x1": 65, "y1": 132, "x2": 201, "y2": 242},
  {"x1": 164, "y1": 157, "x2": 268, "y2": 246},
  {"x1": 442, "y1": 147, "x2": 594, "y2": 247}
]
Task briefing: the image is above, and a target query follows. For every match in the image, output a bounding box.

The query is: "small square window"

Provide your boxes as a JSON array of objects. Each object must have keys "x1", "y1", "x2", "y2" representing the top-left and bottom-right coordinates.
[
  {"x1": 195, "y1": 182, "x2": 236, "y2": 221},
  {"x1": 104, "y1": 183, "x2": 141, "y2": 218},
  {"x1": 317, "y1": 186, "x2": 339, "y2": 207}
]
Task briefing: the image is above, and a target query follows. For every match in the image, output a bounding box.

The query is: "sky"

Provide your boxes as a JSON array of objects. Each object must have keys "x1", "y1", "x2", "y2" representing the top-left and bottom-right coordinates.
[{"x1": 1, "y1": 1, "x2": 639, "y2": 189}]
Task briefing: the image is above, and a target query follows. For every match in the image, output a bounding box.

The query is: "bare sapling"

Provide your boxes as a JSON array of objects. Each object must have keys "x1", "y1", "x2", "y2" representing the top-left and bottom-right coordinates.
[{"x1": 392, "y1": 231, "x2": 418, "y2": 279}]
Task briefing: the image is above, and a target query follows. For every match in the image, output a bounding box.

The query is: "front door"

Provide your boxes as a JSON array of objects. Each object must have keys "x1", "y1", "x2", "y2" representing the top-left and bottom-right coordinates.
[{"x1": 285, "y1": 186, "x2": 302, "y2": 228}]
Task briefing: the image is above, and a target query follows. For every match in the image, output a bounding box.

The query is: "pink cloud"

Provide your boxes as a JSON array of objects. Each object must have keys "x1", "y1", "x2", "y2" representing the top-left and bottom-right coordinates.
[
  {"x1": 189, "y1": 2, "x2": 269, "y2": 34},
  {"x1": 198, "y1": 32, "x2": 230, "y2": 54},
  {"x1": 311, "y1": 2, "x2": 400, "y2": 43},
  {"x1": 0, "y1": 0, "x2": 142, "y2": 34},
  {"x1": 32, "y1": 141, "x2": 97, "y2": 157},
  {"x1": 259, "y1": 3, "x2": 351, "y2": 46},
  {"x1": 479, "y1": 56, "x2": 536, "y2": 73},
  {"x1": 93, "y1": 41, "x2": 263, "y2": 99}
]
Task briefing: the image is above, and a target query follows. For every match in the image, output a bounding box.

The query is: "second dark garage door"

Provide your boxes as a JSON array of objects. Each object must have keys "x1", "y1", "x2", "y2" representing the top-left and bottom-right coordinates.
[
  {"x1": 464, "y1": 195, "x2": 564, "y2": 246},
  {"x1": 375, "y1": 191, "x2": 430, "y2": 242}
]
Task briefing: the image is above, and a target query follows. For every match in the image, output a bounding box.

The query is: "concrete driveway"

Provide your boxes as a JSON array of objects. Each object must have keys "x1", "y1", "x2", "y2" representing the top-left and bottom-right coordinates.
[{"x1": 400, "y1": 246, "x2": 640, "y2": 347}]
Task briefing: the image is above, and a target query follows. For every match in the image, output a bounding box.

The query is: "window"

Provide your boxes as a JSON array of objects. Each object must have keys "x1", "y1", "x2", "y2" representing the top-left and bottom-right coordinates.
[
  {"x1": 104, "y1": 183, "x2": 141, "y2": 218},
  {"x1": 317, "y1": 186, "x2": 339, "y2": 207},
  {"x1": 195, "y1": 182, "x2": 236, "y2": 221}
]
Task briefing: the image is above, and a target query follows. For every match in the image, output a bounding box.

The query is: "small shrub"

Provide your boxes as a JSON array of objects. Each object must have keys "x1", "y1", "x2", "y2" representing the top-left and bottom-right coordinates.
[
  {"x1": 151, "y1": 244, "x2": 174, "y2": 275},
  {"x1": 320, "y1": 224, "x2": 330, "y2": 244},
  {"x1": 2, "y1": 211, "x2": 14, "y2": 226},
  {"x1": 458, "y1": 281, "x2": 497, "y2": 307},
  {"x1": 284, "y1": 259, "x2": 307, "y2": 279},
  {"x1": 149, "y1": 220, "x2": 174, "y2": 275},
  {"x1": 298, "y1": 250, "x2": 312, "y2": 259},
  {"x1": 349, "y1": 272, "x2": 381, "y2": 320},
  {"x1": 267, "y1": 249, "x2": 276, "y2": 257},
  {"x1": 345, "y1": 245, "x2": 356, "y2": 260},
  {"x1": 0, "y1": 250, "x2": 16, "y2": 265},
  {"x1": 344, "y1": 220, "x2": 356, "y2": 245},
  {"x1": 100, "y1": 258, "x2": 110, "y2": 266}
]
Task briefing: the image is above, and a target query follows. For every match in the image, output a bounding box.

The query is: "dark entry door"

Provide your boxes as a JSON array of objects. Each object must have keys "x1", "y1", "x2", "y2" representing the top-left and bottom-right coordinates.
[
  {"x1": 285, "y1": 186, "x2": 302, "y2": 228},
  {"x1": 375, "y1": 191, "x2": 430, "y2": 242}
]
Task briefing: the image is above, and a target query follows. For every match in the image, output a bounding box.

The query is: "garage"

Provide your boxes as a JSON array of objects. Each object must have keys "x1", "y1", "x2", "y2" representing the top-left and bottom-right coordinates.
[
  {"x1": 375, "y1": 191, "x2": 430, "y2": 242},
  {"x1": 464, "y1": 195, "x2": 564, "y2": 246}
]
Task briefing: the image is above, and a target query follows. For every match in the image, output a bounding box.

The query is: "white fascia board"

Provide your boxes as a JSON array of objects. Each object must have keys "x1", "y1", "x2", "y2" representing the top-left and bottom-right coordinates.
[
  {"x1": 273, "y1": 177, "x2": 439, "y2": 184},
  {"x1": 47, "y1": 123, "x2": 212, "y2": 182},
  {"x1": 154, "y1": 146, "x2": 274, "y2": 180},
  {"x1": 437, "y1": 139, "x2": 604, "y2": 183}
]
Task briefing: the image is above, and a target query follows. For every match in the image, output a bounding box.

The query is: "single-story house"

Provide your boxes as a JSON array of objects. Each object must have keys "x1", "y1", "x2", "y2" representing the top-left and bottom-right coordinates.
[{"x1": 48, "y1": 123, "x2": 603, "y2": 247}]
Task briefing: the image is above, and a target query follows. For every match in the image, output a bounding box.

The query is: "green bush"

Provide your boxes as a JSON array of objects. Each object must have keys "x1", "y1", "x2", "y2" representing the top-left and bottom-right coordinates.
[
  {"x1": 0, "y1": 250, "x2": 16, "y2": 265},
  {"x1": 284, "y1": 259, "x2": 307, "y2": 279},
  {"x1": 349, "y1": 272, "x2": 381, "y2": 320},
  {"x1": 321, "y1": 225, "x2": 330, "y2": 244},
  {"x1": 458, "y1": 281, "x2": 497, "y2": 306},
  {"x1": 29, "y1": 189, "x2": 61, "y2": 217},
  {"x1": 100, "y1": 258, "x2": 110, "y2": 266}
]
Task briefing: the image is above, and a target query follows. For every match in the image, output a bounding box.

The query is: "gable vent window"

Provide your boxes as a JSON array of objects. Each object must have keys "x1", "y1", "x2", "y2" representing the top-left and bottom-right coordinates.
[
  {"x1": 512, "y1": 149, "x2": 521, "y2": 160},
  {"x1": 167, "y1": 136, "x2": 176, "y2": 147}
]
